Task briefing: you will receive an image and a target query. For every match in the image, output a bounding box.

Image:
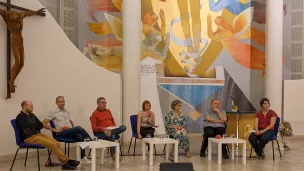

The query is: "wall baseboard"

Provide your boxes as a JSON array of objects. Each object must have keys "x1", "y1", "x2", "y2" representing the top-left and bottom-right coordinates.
[{"x1": 0, "y1": 146, "x2": 77, "y2": 163}]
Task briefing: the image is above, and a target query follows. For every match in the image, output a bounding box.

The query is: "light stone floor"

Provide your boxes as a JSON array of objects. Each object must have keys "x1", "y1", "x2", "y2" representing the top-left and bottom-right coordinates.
[{"x1": 1, "y1": 136, "x2": 304, "y2": 171}]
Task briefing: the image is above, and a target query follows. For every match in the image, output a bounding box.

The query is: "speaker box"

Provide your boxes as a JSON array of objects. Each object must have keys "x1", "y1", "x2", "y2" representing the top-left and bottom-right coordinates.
[{"x1": 159, "y1": 163, "x2": 194, "y2": 171}]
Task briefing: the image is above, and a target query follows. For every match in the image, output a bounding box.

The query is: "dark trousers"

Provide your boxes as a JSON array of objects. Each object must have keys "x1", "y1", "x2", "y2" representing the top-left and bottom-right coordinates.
[
  {"x1": 140, "y1": 126, "x2": 155, "y2": 138},
  {"x1": 94, "y1": 125, "x2": 127, "y2": 155},
  {"x1": 200, "y1": 127, "x2": 227, "y2": 154},
  {"x1": 57, "y1": 126, "x2": 90, "y2": 158},
  {"x1": 248, "y1": 130, "x2": 275, "y2": 156}
]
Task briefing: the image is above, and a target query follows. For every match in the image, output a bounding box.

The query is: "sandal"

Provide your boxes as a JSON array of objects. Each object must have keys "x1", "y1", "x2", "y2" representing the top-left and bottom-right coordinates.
[
  {"x1": 185, "y1": 151, "x2": 191, "y2": 158},
  {"x1": 104, "y1": 130, "x2": 112, "y2": 137}
]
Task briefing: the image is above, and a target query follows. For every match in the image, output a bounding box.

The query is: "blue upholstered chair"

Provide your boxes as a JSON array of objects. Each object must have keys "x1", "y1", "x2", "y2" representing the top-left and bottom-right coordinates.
[
  {"x1": 89, "y1": 117, "x2": 123, "y2": 156},
  {"x1": 128, "y1": 115, "x2": 157, "y2": 155},
  {"x1": 10, "y1": 119, "x2": 51, "y2": 171},
  {"x1": 250, "y1": 117, "x2": 282, "y2": 160},
  {"x1": 128, "y1": 115, "x2": 139, "y2": 155},
  {"x1": 49, "y1": 121, "x2": 77, "y2": 157}
]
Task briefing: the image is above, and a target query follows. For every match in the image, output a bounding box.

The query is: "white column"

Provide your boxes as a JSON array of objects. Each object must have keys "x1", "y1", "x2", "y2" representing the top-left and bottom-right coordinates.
[
  {"x1": 265, "y1": 0, "x2": 283, "y2": 118},
  {"x1": 122, "y1": 0, "x2": 141, "y2": 142}
]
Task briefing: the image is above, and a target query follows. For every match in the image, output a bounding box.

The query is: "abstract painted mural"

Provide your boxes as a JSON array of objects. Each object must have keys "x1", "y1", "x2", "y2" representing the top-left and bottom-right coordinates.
[
  {"x1": 75, "y1": 0, "x2": 289, "y2": 133},
  {"x1": 82, "y1": 0, "x2": 123, "y2": 73},
  {"x1": 140, "y1": 0, "x2": 288, "y2": 133}
]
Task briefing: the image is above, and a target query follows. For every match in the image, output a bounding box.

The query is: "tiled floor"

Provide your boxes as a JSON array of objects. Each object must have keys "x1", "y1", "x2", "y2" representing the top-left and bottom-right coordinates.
[{"x1": 1, "y1": 136, "x2": 304, "y2": 171}]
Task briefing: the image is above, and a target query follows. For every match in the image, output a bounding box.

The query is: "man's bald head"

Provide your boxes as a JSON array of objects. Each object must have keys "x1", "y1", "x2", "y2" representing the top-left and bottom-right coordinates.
[
  {"x1": 21, "y1": 100, "x2": 27, "y2": 108},
  {"x1": 21, "y1": 100, "x2": 33, "y2": 114}
]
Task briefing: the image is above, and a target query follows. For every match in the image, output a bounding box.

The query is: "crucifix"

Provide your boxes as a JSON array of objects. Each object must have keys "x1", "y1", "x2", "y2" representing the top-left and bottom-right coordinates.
[{"x1": 0, "y1": 0, "x2": 45, "y2": 99}]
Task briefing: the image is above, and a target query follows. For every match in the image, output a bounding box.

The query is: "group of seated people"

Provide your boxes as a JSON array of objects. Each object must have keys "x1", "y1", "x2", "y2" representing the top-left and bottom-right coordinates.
[
  {"x1": 136, "y1": 98, "x2": 225, "y2": 158},
  {"x1": 15, "y1": 96, "x2": 277, "y2": 170},
  {"x1": 16, "y1": 96, "x2": 127, "y2": 170},
  {"x1": 137, "y1": 97, "x2": 278, "y2": 161}
]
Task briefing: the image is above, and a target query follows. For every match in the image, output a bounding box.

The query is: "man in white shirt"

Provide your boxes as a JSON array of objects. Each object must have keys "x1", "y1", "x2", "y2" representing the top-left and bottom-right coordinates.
[{"x1": 43, "y1": 96, "x2": 91, "y2": 163}]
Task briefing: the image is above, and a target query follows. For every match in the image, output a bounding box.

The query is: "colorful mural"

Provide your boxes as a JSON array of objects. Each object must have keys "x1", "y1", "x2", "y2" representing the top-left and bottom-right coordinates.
[
  {"x1": 141, "y1": 0, "x2": 288, "y2": 132},
  {"x1": 83, "y1": 0, "x2": 123, "y2": 73},
  {"x1": 81, "y1": 0, "x2": 279, "y2": 77},
  {"x1": 80, "y1": 0, "x2": 288, "y2": 133}
]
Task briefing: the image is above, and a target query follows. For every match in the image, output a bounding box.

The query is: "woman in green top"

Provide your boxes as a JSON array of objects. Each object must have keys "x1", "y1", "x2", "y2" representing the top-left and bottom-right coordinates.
[{"x1": 164, "y1": 100, "x2": 191, "y2": 158}]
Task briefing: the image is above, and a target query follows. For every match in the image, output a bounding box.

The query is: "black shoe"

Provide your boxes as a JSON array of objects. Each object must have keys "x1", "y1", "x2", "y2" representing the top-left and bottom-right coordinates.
[
  {"x1": 223, "y1": 153, "x2": 229, "y2": 159},
  {"x1": 256, "y1": 153, "x2": 265, "y2": 160},
  {"x1": 67, "y1": 159, "x2": 80, "y2": 167},
  {"x1": 61, "y1": 163, "x2": 76, "y2": 170},
  {"x1": 200, "y1": 153, "x2": 206, "y2": 157}
]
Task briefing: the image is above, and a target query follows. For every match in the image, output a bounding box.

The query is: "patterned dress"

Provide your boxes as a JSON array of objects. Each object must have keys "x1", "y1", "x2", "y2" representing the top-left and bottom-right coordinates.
[
  {"x1": 164, "y1": 111, "x2": 190, "y2": 150},
  {"x1": 139, "y1": 111, "x2": 155, "y2": 127}
]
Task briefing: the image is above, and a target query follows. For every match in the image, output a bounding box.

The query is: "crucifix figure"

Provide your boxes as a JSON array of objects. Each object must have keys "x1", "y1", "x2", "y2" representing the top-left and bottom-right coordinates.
[{"x1": 0, "y1": 1, "x2": 45, "y2": 97}]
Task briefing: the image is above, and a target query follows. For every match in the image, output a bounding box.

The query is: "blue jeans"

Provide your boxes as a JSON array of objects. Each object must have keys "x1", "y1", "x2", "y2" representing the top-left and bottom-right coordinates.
[
  {"x1": 57, "y1": 126, "x2": 91, "y2": 158},
  {"x1": 94, "y1": 125, "x2": 127, "y2": 155},
  {"x1": 248, "y1": 130, "x2": 275, "y2": 156}
]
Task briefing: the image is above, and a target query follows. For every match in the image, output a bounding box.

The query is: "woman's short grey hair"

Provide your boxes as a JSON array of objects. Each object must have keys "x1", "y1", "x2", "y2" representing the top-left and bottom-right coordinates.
[{"x1": 171, "y1": 100, "x2": 182, "y2": 110}]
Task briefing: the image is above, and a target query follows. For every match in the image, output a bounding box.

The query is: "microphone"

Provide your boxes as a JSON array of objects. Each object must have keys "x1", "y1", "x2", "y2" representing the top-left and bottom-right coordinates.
[{"x1": 230, "y1": 96, "x2": 236, "y2": 101}]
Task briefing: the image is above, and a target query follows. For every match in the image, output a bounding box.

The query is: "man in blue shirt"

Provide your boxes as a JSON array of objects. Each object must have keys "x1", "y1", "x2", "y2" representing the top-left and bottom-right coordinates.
[{"x1": 200, "y1": 99, "x2": 229, "y2": 159}]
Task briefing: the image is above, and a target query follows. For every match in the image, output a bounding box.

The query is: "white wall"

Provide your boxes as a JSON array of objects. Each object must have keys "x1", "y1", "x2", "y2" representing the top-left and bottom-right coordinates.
[
  {"x1": 0, "y1": 0, "x2": 121, "y2": 156},
  {"x1": 284, "y1": 80, "x2": 304, "y2": 135},
  {"x1": 141, "y1": 58, "x2": 165, "y2": 135}
]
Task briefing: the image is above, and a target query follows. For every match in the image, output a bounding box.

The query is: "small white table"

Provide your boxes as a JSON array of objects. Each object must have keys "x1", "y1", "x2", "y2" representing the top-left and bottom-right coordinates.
[
  {"x1": 142, "y1": 138, "x2": 179, "y2": 166},
  {"x1": 208, "y1": 138, "x2": 246, "y2": 165},
  {"x1": 76, "y1": 140, "x2": 120, "y2": 171}
]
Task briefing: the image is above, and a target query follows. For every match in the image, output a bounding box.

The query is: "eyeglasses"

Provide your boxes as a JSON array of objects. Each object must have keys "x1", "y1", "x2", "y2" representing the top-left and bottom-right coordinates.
[
  {"x1": 98, "y1": 102, "x2": 107, "y2": 104},
  {"x1": 263, "y1": 103, "x2": 269, "y2": 105}
]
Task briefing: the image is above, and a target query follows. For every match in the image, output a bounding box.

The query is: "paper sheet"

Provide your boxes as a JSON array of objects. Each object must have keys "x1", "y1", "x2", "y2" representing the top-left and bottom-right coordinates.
[
  {"x1": 79, "y1": 142, "x2": 90, "y2": 149},
  {"x1": 106, "y1": 126, "x2": 119, "y2": 130}
]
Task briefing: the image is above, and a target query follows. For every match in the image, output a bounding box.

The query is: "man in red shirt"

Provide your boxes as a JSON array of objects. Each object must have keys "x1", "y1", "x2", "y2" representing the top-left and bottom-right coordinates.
[
  {"x1": 91, "y1": 97, "x2": 126, "y2": 156},
  {"x1": 248, "y1": 98, "x2": 277, "y2": 160}
]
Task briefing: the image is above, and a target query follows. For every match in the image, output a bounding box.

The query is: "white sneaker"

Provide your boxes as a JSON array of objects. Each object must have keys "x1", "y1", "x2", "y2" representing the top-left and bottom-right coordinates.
[{"x1": 81, "y1": 156, "x2": 91, "y2": 163}]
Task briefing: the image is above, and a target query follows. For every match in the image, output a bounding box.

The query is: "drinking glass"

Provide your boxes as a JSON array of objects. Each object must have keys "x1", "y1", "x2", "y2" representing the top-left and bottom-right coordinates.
[
  {"x1": 84, "y1": 137, "x2": 90, "y2": 142},
  {"x1": 93, "y1": 136, "x2": 98, "y2": 141}
]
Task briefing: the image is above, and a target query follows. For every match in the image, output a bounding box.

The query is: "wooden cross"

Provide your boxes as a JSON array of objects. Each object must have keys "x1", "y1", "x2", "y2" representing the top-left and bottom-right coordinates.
[
  {"x1": 0, "y1": 1, "x2": 45, "y2": 99},
  {"x1": 0, "y1": 0, "x2": 30, "y2": 99}
]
